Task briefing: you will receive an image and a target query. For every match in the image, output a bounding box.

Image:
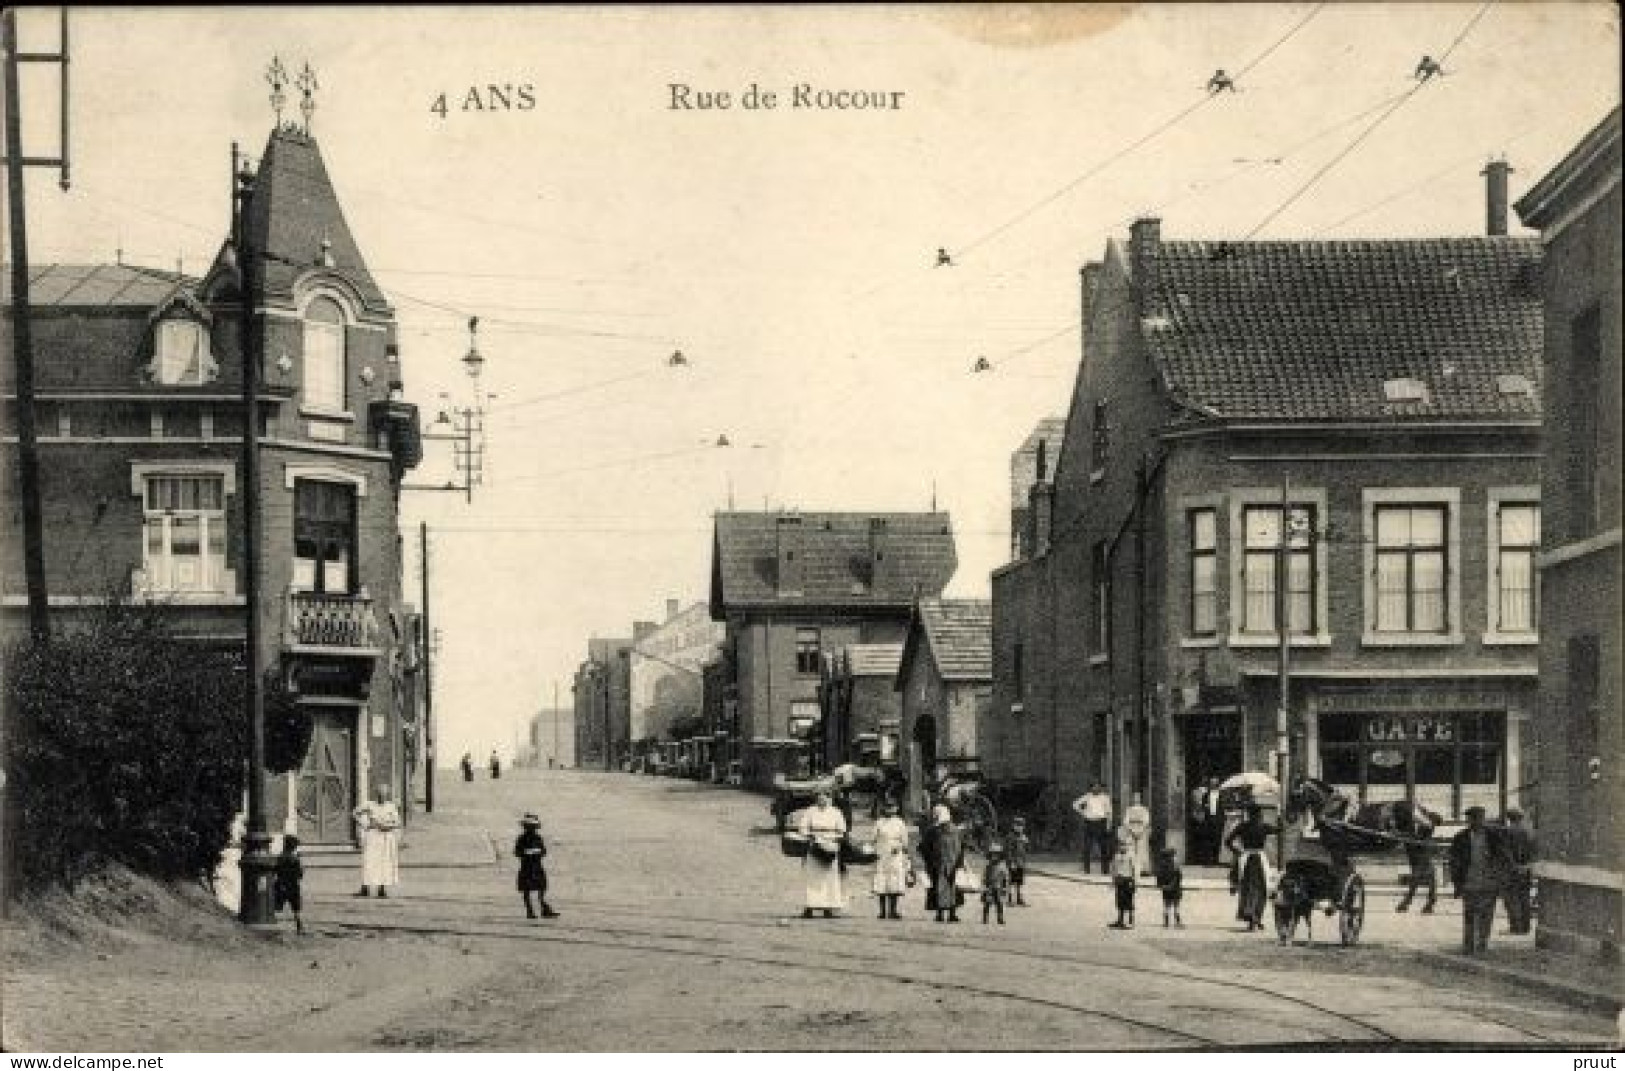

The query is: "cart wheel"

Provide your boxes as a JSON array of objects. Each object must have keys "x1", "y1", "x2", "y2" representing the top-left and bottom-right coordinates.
[{"x1": 1339, "y1": 873, "x2": 1366, "y2": 947}]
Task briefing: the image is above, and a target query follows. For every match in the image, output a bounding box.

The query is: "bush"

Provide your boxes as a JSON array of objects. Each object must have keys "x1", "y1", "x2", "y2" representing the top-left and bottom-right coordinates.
[{"x1": 5, "y1": 604, "x2": 249, "y2": 891}]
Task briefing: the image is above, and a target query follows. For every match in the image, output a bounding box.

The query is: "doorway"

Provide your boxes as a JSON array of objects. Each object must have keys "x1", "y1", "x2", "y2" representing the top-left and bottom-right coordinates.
[
  {"x1": 1183, "y1": 712, "x2": 1242, "y2": 864},
  {"x1": 297, "y1": 708, "x2": 355, "y2": 843}
]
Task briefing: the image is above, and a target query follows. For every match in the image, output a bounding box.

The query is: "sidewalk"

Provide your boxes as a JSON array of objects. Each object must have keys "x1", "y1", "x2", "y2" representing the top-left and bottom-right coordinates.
[
  {"x1": 300, "y1": 805, "x2": 501, "y2": 870},
  {"x1": 1026, "y1": 851, "x2": 1622, "y2": 1016}
]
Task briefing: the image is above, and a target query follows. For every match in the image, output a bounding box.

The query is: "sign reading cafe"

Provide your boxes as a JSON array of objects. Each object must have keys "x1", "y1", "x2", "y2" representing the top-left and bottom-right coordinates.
[{"x1": 1363, "y1": 715, "x2": 1455, "y2": 743}]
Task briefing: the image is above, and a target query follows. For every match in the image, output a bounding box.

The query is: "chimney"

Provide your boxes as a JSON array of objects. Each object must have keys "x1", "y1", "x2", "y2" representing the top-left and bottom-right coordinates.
[
  {"x1": 633, "y1": 620, "x2": 657, "y2": 643},
  {"x1": 775, "y1": 514, "x2": 804, "y2": 596},
  {"x1": 1482, "y1": 157, "x2": 1513, "y2": 236},
  {"x1": 868, "y1": 516, "x2": 898, "y2": 592},
  {"x1": 1029, "y1": 482, "x2": 1054, "y2": 557},
  {"x1": 1128, "y1": 217, "x2": 1161, "y2": 313},
  {"x1": 1080, "y1": 261, "x2": 1104, "y2": 335},
  {"x1": 666, "y1": 598, "x2": 680, "y2": 622}
]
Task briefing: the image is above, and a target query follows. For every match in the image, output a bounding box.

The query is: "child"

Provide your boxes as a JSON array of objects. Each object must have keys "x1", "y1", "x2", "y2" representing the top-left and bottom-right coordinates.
[
  {"x1": 981, "y1": 844, "x2": 1011, "y2": 925},
  {"x1": 1007, "y1": 817, "x2": 1031, "y2": 907},
  {"x1": 1154, "y1": 847, "x2": 1184, "y2": 928},
  {"x1": 514, "y1": 813, "x2": 559, "y2": 920},
  {"x1": 273, "y1": 835, "x2": 305, "y2": 935},
  {"x1": 1108, "y1": 840, "x2": 1137, "y2": 929}
]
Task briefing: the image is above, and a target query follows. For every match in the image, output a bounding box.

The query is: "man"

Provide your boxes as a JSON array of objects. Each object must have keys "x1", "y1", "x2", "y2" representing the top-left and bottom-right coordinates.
[
  {"x1": 1396, "y1": 833, "x2": 1438, "y2": 915},
  {"x1": 1448, "y1": 805, "x2": 1512, "y2": 955},
  {"x1": 1072, "y1": 782, "x2": 1114, "y2": 874},
  {"x1": 1501, "y1": 809, "x2": 1537, "y2": 935},
  {"x1": 1120, "y1": 792, "x2": 1153, "y2": 877}
]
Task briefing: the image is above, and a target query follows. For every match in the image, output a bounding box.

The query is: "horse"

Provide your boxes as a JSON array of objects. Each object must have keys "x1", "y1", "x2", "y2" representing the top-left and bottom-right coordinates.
[{"x1": 1288, "y1": 777, "x2": 1438, "y2": 845}]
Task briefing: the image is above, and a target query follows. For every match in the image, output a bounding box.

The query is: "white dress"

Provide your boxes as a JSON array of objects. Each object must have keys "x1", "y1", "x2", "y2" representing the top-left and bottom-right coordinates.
[
  {"x1": 798, "y1": 804, "x2": 847, "y2": 910},
  {"x1": 355, "y1": 800, "x2": 401, "y2": 888},
  {"x1": 871, "y1": 816, "x2": 912, "y2": 895}
]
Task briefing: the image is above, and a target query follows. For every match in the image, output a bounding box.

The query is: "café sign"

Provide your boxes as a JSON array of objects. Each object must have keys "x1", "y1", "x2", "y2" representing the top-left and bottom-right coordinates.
[{"x1": 1363, "y1": 714, "x2": 1454, "y2": 743}]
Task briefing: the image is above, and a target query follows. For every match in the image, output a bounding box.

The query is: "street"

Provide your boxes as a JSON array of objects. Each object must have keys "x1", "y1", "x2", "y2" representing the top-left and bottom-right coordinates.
[{"x1": 4, "y1": 768, "x2": 1617, "y2": 1051}]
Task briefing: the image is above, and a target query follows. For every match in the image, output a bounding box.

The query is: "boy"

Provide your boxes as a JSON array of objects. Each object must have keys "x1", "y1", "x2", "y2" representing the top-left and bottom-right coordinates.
[
  {"x1": 1154, "y1": 847, "x2": 1184, "y2": 928},
  {"x1": 981, "y1": 844, "x2": 1011, "y2": 925},
  {"x1": 1108, "y1": 840, "x2": 1137, "y2": 929},
  {"x1": 274, "y1": 835, "x2": 305, "y2": 935},
  {"x1": 1007, "y1": 817, "x2": 1031, "y2": 907}
]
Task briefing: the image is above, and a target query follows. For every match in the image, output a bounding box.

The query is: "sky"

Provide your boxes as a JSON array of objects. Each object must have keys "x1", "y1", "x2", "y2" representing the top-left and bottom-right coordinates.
[{"x1": 11, "y1": 4, "x2": 1620, "y2": 765}]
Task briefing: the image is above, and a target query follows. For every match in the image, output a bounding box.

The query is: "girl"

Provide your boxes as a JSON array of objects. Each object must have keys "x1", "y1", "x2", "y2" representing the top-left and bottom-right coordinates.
[
  {"x1": 515, "y1": 813, "x2": 559, "y2": 919},
  {"x1": 871, "y1": 799, "x2": 912, "y2": 920}
]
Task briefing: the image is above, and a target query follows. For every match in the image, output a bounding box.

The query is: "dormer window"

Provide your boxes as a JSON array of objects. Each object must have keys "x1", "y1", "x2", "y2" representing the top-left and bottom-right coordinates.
[
  {"x1": 152, "y1": 319, "x2": 211, "y2": 385},
  {"x1": 1382, "y1": 377, "x2": 1430, "y2": 403},
  {"x1": 303, "y1": 296, "x2": 347, "y2": 413}
]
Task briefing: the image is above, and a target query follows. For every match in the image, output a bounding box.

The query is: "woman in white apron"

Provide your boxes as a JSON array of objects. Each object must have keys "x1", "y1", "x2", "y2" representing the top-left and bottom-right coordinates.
[{"x1": 798, "y1": 790, "x2": 847, "y2": 919}]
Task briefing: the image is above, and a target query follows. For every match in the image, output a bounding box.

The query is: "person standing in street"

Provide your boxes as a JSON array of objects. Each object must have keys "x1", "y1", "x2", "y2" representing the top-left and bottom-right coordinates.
[
  {"x1": 273, "y1": 835, "x2": 305, "y2": 935},
  {"x1": 798, "y1": 790, "x2": 848, "y2": 919},
  {"x1": 353, "y1": 783, "x2": 402, "y2": 898},
  {"x1": 870, "y1": 799, "x2": 912, "y2": 920},
  {"x1": 1120, "y1": 792, "x2": 1152, "y2": 877},
  {"x1": 1449, "y1": 805, "x2": 1513, "y2": 955},
  {"x1": 1225, "y1": 803, "x2": 1277, "y2": 931},
  {"x1": 1154, "y1": 847, "x2": 1184, "y2": 928},
  {"x1": 514, "y1": 813, "x2": 559, "y2": 919},
  {"x1": 981, "y1": 844, "x2": 1011, "y2": 925},
  {"x1": 1500, "y1": 808, "x2": 1536, "y2": 935},
  {"x1": 928, "y1": 806, "x2": 965, "y2": 924},
  {"x1": 489, "y1": 749, "x2": 502, "y2": 780},
  {"x1": 1108, "y1": 840, "x2": 1137, "y2": 929},
  {"x1": 460, "y1": 752, "x2": 475, "y2": 782},
  {"x1": 1396, "y1": 807, "x2": 1440, "y2": 914},
  {"x1": 1072, "y1": 782, "x2": 1114, "y2": 874},
  {"x1": 1006, "y1": 816, "x2": 1031, "y2": 907}
]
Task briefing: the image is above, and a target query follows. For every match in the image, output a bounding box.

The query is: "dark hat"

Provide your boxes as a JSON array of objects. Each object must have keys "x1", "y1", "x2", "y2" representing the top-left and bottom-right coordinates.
[
  {"x1": 282, "y1": 835, "x2": 300, "y2": 850},
  {"x1": 521, "y1": 813, "x2": 541, "y2": 826},
  {"x1": 1506, "y1": 807, "x2": 1525, "y2": 820},
  {"x1": 1465, "y1": 805, "x2": 1486, "y2": 818}
]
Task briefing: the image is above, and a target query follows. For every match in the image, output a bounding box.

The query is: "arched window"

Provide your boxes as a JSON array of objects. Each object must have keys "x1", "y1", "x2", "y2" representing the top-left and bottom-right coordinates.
[{"x1": 303, "y1": 296, "x2": 347, "y2": 412}]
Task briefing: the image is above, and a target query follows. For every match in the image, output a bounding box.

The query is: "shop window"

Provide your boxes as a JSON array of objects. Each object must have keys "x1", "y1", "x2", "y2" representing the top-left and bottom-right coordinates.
[{"x1": 1316, "y1": 710, "x2": 1502, "y2": 819}]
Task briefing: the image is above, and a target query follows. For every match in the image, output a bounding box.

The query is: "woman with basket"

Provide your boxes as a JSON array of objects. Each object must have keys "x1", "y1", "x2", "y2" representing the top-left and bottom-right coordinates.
[{"x1": 797, "y1": 790, "x2": 848, "y2": 919}]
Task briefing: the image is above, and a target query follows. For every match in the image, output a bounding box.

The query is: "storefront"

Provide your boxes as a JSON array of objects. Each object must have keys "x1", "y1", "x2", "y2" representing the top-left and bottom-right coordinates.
[{"x1": 1307, "y1": 684, "x2": 1533, "y2": 821}]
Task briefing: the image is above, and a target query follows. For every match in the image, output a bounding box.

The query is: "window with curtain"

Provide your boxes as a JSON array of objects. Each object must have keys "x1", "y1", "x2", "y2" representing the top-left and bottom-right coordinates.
[
  {"x1": 303, "y1": 296, "x2": 347, "y2": 412},
  {"x1": 1496, "y1": 503, "x2": 1540, "y2": 632},
  {"x1": 1240, "y1": 505, "x2": 1315, "y2": 634},
  {"x1": 142, "y1": 474, "x2": 226, "y2": 592},
  {"x1": 154, "y1": 319, "x2": 208, "y2": 385},
  {"x1": 293, "y1": 479, "x2": 356, "y2": 594},
  {"x1": 1374, "y1": 505, "x2": 1448, "y2": 632},
  {"x1": 1189, "y1": 508, "x2": 1217, "y2": 636}
]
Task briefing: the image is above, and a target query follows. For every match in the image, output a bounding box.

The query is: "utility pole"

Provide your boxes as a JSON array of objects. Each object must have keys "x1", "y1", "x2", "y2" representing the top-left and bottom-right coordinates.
[
  {"x1": 420, "y1": 522, "x2": 434, "y2": 813},
  {"x1": 231, "y1": 142, "x2": 274, "y2": 925},
  {"x1": 2, "y1": 9, "x2": 69, "y2": 645},
  {"x1": 1275, "y1": 473, "x2": 1293, "y2": 869},
  {"x1": 552, "y1": 680, "x2": 560, "y2": 767}
]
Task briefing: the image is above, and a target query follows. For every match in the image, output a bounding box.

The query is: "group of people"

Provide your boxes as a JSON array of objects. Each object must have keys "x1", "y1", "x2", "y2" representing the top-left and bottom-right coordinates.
[
  {"x1": 461, "y1": 750, "x2": 503, "y2": 782},
  {"x1": 1071, "y1": 782, "x2": 1155, "y2": 878},
  {"x1": 1445, "y1": 805, "x2": 1536, "y2": 955},
  {"x1": 794, "y1": 791, "x2": 1032, "y2": 924}
]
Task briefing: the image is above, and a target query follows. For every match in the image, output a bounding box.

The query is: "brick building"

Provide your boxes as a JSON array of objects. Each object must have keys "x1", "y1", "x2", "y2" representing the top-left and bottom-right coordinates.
[
  {"x1": 0, "y1": 124, "x2": 424, "y2": 844},
  {"x1": 895, "y1": 598, "x2": 992, "y2": 817},
  {"x1": 572, "y1": 636, "x2": 632, "y2": 770},
  {"x1": 1009, "y1": 418, "x2": 1065, "y2": 561},
  {"x1": 1516, "y1": 108, "x2": 1622, "y2": 963},
  {"x1": 629, "y1": 598, "x2": 724, "y2": 743},
  {"x1": 708, "y1": 511, "x2": 956, "y2": 790},
  {"x1": 815, "y1": 642, "x2": 903, "y2": 773},
  {"x1": 993, "y1": 182, "x2": 1544, "y2": 859}
]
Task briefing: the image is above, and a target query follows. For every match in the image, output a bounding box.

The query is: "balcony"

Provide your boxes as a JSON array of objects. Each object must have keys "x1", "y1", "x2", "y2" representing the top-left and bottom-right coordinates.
[{"x1": 283, "y1": 589, "x2": 383, "y2": 656}]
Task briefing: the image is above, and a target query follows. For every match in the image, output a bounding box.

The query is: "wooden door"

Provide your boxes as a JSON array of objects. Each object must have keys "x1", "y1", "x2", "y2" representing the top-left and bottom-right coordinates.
[{"x1": 297, "y1": 710, "x2": 354, "y2": 843}]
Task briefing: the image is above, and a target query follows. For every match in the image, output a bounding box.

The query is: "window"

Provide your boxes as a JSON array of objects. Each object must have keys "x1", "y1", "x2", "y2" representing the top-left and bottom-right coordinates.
[
  {"x1": 1494, "y1": 503, "x2": 1540, "y2": 632},
  {"x1": 1239, "y1": 505, "x2": 1315, "y2": 635},
  {"x1": 1090, "y1": 400, "x2": 1109, "y2": 477},
  {"x1": 1318, "y1": 710, "x2": 1503, "y2": 819},
  {"x1": 1374, "y1": 505, "x2": 1448, "y2": 632},
  {"x1": 789, "y1": 700, "x2": 820, "y2": 740},
  {"x1": 795, "y1": 627, "x2": 820, "y2": 675},
  {"x1": 293, "y1": 479, "x2": 356, "y2": 594},
  {"x1": 1569, "y1": 305, "x2": 1602, "y2": 537},
  {"x1": 142, "y1": 474, "x2": 227, "y2": 592},
  {"x1": 1091, "y1": 541, "x2": 1111, "y2": 656},
  {"x1": 1189, "y1": 508, "x2": 1217, "y2": 636},
  {"x1": 303, "y1": 296, "x2": 347, "y2": 413},
  {"x1": 153, "y1": 319, "x2": 209, "y2": 385}
]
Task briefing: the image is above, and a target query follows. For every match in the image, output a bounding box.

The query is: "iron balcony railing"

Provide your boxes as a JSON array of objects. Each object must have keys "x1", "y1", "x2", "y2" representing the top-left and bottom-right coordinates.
[{"x1": 283, "y1": 589, "x2": 381, "y2": 652}]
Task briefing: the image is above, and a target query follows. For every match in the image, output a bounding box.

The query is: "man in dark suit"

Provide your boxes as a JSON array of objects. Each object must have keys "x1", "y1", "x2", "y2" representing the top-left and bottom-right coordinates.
[
  {"x1": 1448, "y1": 806, "x2": 1513, "y2": 955},
  {"x1": 1501, "y1": 808, "x2": 1537, "y2": 935}
]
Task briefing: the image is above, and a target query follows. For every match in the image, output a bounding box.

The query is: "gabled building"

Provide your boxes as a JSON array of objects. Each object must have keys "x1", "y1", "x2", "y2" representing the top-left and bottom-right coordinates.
[
  {"x1": 816, "y1": 642, "x2": 903, "y2": 773},
  {"x1": 1516, "y1": 108, "x2": 1622, "y2": 963},
  {"x1": 708, "y1": 510, "x2": 956, "y2": 789},
  {"x1": 994, "y1": 169, "x2": 1545, "y2": 859},
  {"x1": 0, "y1": 123, "x2": 424, "y2": 844},
  {"x1": 895, "y1": 598, "x2": 992, "y2": 816}
]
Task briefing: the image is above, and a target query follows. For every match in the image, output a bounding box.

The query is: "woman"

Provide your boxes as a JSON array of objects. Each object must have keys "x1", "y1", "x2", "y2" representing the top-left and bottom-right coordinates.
[
  {"x1": 797, "y1": 790, "x2": 848, "y2": 919},
  {"x1": 514, "y1": 813, "x2": 559, "y2": 920},
  {"x1": 871, "y1": 799, "x2": 912, "y2": 920},
  {"x1": 928, "y1": 805, "x2": 965, "y2": 924},
  {"x1": 1225, "y1": 803, "x2": 1278, "y2": 931},
  {"x1": 353, "y1": 783, "x2": 402, "y2": 898}
]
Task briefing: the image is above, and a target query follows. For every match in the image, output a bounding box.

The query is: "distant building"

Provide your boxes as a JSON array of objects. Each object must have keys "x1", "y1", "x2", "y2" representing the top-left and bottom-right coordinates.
[
  {"x1": 629, "y1": 598, "x2": 724, "y2": 743},
  {"x1": 572, "y1": 637, "x2": 632, "y2": 769},
  {"x1": 895, "y1": 599, "x2": 992, "y2": 817},
  {"x1": 816, "y1": 642, "x2": 903, "y2": 773},
  {"x1": 0, "y1": 125, "x2": 424, "y2": 844},
  {"x1": 708, "y1": 511, "x2": 957, "y2": 790},
  {"x1": 1516, "y1": 108, "x2": 1622, "y2": 964},
  {"x1": 1010, "y1": 417, "x2": 1065, "y2": 561},
  {"x1": 995, "y1": 169, "x2": 1544, "y2": 859},
  {"x1": 527, "y1": 706, "x2": 574, "y2": 768}
]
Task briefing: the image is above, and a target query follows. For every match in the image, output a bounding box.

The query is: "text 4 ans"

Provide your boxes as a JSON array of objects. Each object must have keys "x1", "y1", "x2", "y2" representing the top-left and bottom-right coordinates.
[{"x1": 431, "y1": 85, "x2": 537, "y2": 119}]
